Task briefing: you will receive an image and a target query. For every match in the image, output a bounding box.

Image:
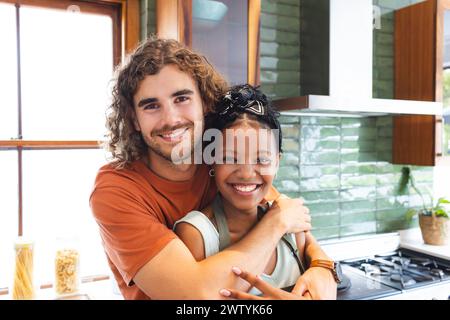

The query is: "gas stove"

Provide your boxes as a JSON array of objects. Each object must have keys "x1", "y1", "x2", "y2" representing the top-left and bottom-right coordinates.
[{"x1": 319, "y1": 233, "x2": 450, "y2": 300}]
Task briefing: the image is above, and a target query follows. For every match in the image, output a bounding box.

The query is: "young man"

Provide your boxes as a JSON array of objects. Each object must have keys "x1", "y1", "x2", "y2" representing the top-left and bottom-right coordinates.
[{"x1": 90, "y1": 38, "x2": 337, "y2": 300}]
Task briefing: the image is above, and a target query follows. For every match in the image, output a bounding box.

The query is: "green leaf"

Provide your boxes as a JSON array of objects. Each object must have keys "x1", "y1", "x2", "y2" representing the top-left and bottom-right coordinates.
[
  {"x1": 433, "y1": 207, "x2": 449, "y2": 218},
  {"x1": 397, "y1": 167, "x2": 410, "y2": 195},
  {"x1": 437, "y1": 197, "x2": 450, "y2": 205},
  {"x1": 405, "y1": 208, "x2": 418, "y2": 221}
]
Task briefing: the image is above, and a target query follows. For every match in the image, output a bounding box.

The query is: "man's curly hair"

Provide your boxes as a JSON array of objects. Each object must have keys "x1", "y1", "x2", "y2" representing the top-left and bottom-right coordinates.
[{"x1": 105, "y1": 37, "x2": 228, "y2": 168}]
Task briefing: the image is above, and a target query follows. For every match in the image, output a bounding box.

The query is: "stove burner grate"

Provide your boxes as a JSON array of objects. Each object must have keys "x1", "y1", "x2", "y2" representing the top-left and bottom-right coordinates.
[{"x1": 390, "y1": 274, "x2": 416, "y2": 287}]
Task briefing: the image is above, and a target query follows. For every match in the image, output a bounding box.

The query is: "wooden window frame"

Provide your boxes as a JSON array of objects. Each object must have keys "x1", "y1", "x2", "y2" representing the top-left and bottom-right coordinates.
[{"x1": 0, "y1": 0, "x2": 139, "y2": 236}]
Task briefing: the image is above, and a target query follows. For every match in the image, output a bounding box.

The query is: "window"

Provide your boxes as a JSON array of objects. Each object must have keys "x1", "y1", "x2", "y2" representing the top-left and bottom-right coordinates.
[{"x1": 0, "y1": 0, "x2": 139, "y2": 291}]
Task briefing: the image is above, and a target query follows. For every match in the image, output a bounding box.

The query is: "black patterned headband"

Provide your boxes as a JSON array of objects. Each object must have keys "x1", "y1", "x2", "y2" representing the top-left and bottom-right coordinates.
[
  {"x1": 219, "y1": 90, "x2": 267, "y2": 117},
  {"x1": 205, "y1": 84, "x2": 282, "y2": 152}
]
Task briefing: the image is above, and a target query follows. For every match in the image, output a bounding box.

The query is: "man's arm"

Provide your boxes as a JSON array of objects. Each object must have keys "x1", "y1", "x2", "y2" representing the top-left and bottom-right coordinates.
[
  {"x1": 133, "y1": 197, "x2": 311, "y2": 299},
  {"x1": 291, "y1": 231, "x2": 337, "y2": 300}
]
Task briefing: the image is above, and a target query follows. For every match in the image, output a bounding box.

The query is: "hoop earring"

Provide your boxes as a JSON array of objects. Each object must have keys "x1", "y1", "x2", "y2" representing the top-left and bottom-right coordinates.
[{"x1": 209, "y1": 169, "x2": 215, "y2": 177}]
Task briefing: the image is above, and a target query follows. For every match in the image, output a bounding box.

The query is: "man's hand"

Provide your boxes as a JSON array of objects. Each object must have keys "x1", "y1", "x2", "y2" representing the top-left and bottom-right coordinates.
[
  {"x1": 291, "y1": 266, "x2": 337, "y2": 300},
  {"x1": 219, "y1": 267, "x2": 310, "y2": 300},
  {"x1": 265, "y1": 197, "x2": 311, "y2": 234}
]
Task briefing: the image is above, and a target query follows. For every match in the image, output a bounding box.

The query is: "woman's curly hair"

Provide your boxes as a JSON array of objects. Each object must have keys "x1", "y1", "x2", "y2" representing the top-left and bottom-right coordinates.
[{"x1": 105, "y1": 37, "x2": 228, "y2": 168}]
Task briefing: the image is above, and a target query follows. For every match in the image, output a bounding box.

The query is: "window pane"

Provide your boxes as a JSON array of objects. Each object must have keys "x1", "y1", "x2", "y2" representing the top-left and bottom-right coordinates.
[
  {"x1": 0, "y1": 3, "x2": 18, "y2": 139},
  {"x1": 192, "y1": 0, "x2": 247, "y2": 85},
  {"x1": 0, "y1": 151, "x2": 18, "y2": 289},
  {"x1": 20, "y1": 6, "x2": 113, "y2": 140},
  {"x1": 22, "y1": 149, "x2": 110, "y2": 285}
]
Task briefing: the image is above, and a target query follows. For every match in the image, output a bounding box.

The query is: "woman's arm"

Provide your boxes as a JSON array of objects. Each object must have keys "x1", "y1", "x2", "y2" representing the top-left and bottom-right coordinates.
[{"x1": 174, "y1": 222, "x2": 206, "y2": 261}]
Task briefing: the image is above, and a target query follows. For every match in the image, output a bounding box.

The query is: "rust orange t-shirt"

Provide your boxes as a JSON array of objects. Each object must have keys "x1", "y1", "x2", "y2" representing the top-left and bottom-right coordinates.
[
  {"x1": 90, "y1": 159, "x2": 281, "y2": 300},
  {"x1": 89, "y1": 160, "x2": 217, "y2": 300}
]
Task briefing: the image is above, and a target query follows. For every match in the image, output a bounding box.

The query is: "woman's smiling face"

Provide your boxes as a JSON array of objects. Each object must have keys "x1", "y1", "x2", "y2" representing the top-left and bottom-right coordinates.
[{"x1": 214, "y1": 118, "x2": 280, "y2": 212}]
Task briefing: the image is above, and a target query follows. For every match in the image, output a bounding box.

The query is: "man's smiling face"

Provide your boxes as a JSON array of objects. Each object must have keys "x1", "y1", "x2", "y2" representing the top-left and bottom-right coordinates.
[{"x1": 133, "y1": 64, "x2": 205, "y2": 163}]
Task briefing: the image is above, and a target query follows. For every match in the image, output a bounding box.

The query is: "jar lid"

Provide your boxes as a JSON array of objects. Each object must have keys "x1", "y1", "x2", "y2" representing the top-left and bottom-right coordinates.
[{"x1": 14, "y1": 237, "x2": 34, "y2": 249}]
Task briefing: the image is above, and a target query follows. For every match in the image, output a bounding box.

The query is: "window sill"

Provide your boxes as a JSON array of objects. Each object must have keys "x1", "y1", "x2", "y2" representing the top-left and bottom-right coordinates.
[{"x1": 0, "y1": 279, "x2": 124, "y2": 300}]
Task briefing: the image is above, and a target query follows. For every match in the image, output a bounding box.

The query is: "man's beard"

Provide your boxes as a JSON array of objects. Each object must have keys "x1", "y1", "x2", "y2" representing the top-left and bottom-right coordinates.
[{"x1": 143, "y1": 123, "x2": 199, "y2": 163}]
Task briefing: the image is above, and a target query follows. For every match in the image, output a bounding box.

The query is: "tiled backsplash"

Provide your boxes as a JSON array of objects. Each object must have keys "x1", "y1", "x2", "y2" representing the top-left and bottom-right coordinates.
[
  {"x1": 273, "y1": 115, "x2": 433, "y2": 240},
  {"x1": 141, "y1": 0, "x2": 434, "y2": 240}
]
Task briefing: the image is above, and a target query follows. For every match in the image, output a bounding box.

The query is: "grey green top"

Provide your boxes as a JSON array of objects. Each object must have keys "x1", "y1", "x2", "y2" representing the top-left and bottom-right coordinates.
[{"x1": 173, "y1": 195, "x2": 302, "y2": 296}]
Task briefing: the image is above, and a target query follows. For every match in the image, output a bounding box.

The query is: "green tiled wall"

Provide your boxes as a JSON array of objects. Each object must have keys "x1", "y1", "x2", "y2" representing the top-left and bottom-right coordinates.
[
  {"x1": 140, "y1": 0, "x2": 156, "y2": 41},
  {"x1": 260, "y1": 0, "x2": 301, "y2": 98},
  {"x1": 273, "y1": 115, "x2": 433, "y2": 240},
  {"x1": 373, "y1": 0, "x2": 394, "y2": 99},
  {"x1": 262, "y1": 0, "x2": 434, "y2": 240}
]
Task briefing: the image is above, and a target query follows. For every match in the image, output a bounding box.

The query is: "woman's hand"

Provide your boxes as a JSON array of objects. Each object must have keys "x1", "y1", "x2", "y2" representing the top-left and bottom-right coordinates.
[{"x1": 219, "y1": 267, "x2": 311, "y2": 300}]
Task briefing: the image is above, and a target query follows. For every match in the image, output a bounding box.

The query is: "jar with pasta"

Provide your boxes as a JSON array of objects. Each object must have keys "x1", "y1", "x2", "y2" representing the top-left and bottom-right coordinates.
[
  {"x1": 12, "y1": 238, "x2": 35, "y2": 300},
  {"x1": 54, "y1": 237, "x2": 80, "y2": 297}
]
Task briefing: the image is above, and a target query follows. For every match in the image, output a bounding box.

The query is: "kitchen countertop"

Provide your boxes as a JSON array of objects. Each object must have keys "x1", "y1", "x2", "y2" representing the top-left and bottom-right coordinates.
[{"x1": 399, "y1": 228, "x2": 450, "y2": 260}]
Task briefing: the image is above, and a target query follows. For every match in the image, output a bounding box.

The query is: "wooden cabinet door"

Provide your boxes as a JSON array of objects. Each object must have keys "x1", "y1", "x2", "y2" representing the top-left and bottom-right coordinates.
[{"x1": 393, "y1": 0, "x2": 450, "y2": 166}]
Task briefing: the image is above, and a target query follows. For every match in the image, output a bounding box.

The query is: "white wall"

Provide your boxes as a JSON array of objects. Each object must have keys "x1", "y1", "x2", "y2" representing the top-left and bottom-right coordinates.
[{"x1": 433, "y1": 166, "x2": 450, "y2": 201}]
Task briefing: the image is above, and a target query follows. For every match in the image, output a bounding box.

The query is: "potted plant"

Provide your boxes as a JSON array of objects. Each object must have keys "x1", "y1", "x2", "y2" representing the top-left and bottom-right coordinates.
[{"x1": 398, "y1": 166, "x2": 450, "y2": 245}]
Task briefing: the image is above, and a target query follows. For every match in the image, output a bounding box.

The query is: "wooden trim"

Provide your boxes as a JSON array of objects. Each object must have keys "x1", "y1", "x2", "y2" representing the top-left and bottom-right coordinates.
[
  {"x1": 179, "y1": 0, "x2": 192, "y2": 47},
  {"x1": 156, "y1": 0, "x2": 179, "y2": 41},
  {"x1": 156, "y1": 0, "x2": 192, "y2": 47},
  {"x1": 248, "y1": 0, "x2": 260, "y2": 86},
  {"x1": 272, "y1": 96, "x2": 309, "y2": 111},
  {"x1": 155, "y1": 0, "x2": 191, "y2": 46},
  {"x1": 123, "y1": 0, "x2": 140, "y2": 54},
  {"x1": 0, "y1": 140, "x2": 102, "y2": 148}
]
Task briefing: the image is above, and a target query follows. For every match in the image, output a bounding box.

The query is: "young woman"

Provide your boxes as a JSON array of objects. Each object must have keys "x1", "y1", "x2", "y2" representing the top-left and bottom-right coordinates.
[{"x1": 173, "y1": 84, "x2": 310, "y2": 296}]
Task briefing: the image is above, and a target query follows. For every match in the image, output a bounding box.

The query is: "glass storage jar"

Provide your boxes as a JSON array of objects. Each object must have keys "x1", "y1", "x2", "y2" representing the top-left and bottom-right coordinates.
[
  {"x1": 54, "y1": 237, "x2": 80, "y2": 296},
  {"x1": 12, "y1": 237, "x2": 35, "y2": 300}
]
